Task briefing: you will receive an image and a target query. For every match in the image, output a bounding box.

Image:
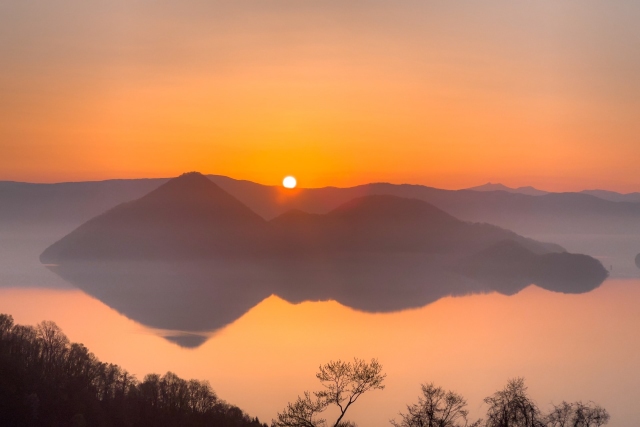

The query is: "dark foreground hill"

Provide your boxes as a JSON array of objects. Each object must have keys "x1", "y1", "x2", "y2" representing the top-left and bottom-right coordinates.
[
  {"x1": 40, "y1": 173, "x2": 608, "y2": 344},
  {"x1": 0, "y1": 313, "x2": 267, "y2": 427}
]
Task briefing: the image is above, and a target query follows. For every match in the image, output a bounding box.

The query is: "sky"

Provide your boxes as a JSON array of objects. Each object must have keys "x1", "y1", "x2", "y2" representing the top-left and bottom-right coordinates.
[{"x1": 1, "y1": 1, "x2": 639, "y2": 191}]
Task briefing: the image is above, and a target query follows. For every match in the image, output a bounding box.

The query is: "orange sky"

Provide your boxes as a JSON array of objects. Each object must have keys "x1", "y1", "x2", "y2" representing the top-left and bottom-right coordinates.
[{"x1": 1, "y1": 1, "x2": 639, "y2": 192}]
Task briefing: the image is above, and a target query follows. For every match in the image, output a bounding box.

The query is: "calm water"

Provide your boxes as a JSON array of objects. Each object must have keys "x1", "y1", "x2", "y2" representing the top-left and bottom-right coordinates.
[
  {"x1": 1, "y1": 280, "x2": 639, "y2": 426},
  {"x1": 1, "y1": 227, "x2": 639, "y2": 426}
]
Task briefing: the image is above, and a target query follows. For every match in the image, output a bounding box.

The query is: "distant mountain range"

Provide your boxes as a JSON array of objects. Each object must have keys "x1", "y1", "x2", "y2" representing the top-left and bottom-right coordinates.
[
  {"x1": 207, "y1": 176, "x2": 640, "y2": 236},
  {"x1": 466, "y1": 182, "x2": 640, "y2": 203},
  {"x1": 40, "y1": 173, "x2": 608, "y2": 343},
  {"x1": 3, "y1": 176, "x2": 639, "y2": 237},
  {"x1": 466, "y1": 183, "x2": 549, "y2": 196}
]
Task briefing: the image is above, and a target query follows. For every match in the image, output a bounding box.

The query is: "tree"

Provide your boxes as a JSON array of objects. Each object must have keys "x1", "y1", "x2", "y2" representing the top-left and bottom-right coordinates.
[
  {"x1": 544, "y1": 402, "x2": 573, "y2": 427},
  {"x1": 0, "y1": 314, "x2": 268, "y2": 427},
  {"x1": 391, "y1": 382, "x2": 482, "y2": 427},
  {"x1": 546, "y1": 401, "x2": 609, "y2": 427},
  {"x1": 571, "y1": 401, "x2": 609, "y2": 427},
  {"x1": 273, "y1": 358, "x2": 386, "y2": 427},
  {"x1": 0, "y1": 313, "x2": 13, "y2": 338},
  {"x1": 484, "y1": 378, "x2": 543, "y2": 427},
  {"x1": 274, "y1": 392, "x2": 328, "y2": 427}
]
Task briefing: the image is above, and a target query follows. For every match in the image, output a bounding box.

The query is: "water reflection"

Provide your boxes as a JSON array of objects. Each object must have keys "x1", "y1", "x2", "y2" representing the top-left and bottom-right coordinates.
[
  {"x1": 45, "y1": 248, "x2": 607, "y2": 348},
  {"x1": 1, "y1": 280, "x2": 639, "y2": 427},
  {"x1": 46, "y1": 261, "x2": 273, "y2": 337}
]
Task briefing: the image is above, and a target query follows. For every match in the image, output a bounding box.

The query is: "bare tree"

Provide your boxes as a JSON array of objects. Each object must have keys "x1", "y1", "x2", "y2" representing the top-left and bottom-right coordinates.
[
  {"x1": 0, "y1": 313, "x2": 13, "y2": 338},
  {"x1": 273, "y1": 358, "x2": 386, "y2": 427},
  {"x1": 545, "y1": 401, "x2": 574, "y2": 427},
  {"x1": 572, "y1": 401, "x2": 609, "y2": 427},
  {"x1": 546, "y1": 401, "x2": 609, "y2": 427},
  {"x1": 484, "y1": 378, "x2": 543, "y2": 427},
  {"x1": 391, "y1": 382, "x2": 481, "y2": 427},
  {"x1": 546, "y1": 401, "x2": 610, "y2": 427},
  {"x1": 36, "y1": 320, "x2": 69, "y2": 363},
  {"x1": 274, "y1": 391, "x2": 328, "y2": 427}
]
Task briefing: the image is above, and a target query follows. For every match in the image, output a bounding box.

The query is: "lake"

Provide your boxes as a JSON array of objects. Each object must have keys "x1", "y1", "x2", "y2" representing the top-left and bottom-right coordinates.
[{"x1": 0, "y1": 226, "x2": 639, "y2": 426}]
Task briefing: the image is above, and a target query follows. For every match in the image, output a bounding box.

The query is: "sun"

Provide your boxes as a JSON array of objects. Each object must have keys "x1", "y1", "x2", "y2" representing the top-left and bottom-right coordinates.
[{"x1": 283, "y1": 176, "x2": 297, "y2": 189}]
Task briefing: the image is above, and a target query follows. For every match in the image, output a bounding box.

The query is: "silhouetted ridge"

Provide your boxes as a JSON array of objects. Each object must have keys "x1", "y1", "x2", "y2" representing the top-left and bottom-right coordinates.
[
  {"x1": 40, "y1": 172, "x2": 267, "y2": 262},
  {"x1": 269, "y1": 195, "x2": 559, "y2": 255},
  {"x1": 467, "y1": 183, "x2": 548, "y2": 196},
  {"x1": 460, "y1": 240, "x2": 608, "y2": 295},
  {"x1": 131, "y1": 171, "x2": 266, "y2": 225},
  {"x1": 326, "y1": 194, "x2": 459, "y2": 225}
]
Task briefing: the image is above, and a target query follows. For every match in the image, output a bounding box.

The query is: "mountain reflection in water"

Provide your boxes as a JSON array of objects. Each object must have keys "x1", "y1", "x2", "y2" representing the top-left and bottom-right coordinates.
[{"x1": 47, "y1": 252, "x2": 607, "y2": 348}]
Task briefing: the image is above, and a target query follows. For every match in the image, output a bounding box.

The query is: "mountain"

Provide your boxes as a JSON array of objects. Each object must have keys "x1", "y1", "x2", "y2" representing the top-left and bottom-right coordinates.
[
  {"x1": 0, "y1": 178, "x2": 168, "y2": 226},
  {"x1": 41, "y1": 176, "x2": 563, "y2": 264},
  {"x1": 466, "y1": 182, "x2": 549, "y2": 196},
  {"x1": 4, "y1": 175, "x2": 640, "y2": 238},
  {"x1": 580, "y1": 189, "x2": 640, "y2": 203},
  {"x1": 269, "y1": 194, "x2": 561, "y2": 255},
  {"x1": 40, "y1": 172, "x2": 267, "y2": 262},
  {"x1": 41, "y1": 173, "x2": 608, "y2": 342},
  {"x1": 466, "y1": 182, "x2": 640, "y2": 203},
  {"x1": 207, "y1": 176, "x2": 640, "y2": 237},
  {"x1": 3, "y1": 172, "x2": 637, "y2": 295},
  {"x1": 266, "y1": 194, "x2": 604, "y2": 310},
  {"x1": 40, "y1": 173, "x2": 275, "y2": 335}
]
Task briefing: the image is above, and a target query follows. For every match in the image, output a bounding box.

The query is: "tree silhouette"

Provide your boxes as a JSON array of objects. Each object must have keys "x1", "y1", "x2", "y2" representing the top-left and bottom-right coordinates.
[
  {"x1": 1, "y1": 313, "x2": 613, "y2": 427},
  {"x1": 273, "y1": 358, "x2": 386, "y2": 427},
  {"x1": 0, "y1": 313, "x2": 267, "y2": 427},
  {"x1": 391, "y1": 382, "x2": 481, "y2": 427},
  {"x1": 483, "y1": 378, "x2": 543, "y2": 427},
  {"x1": 545, "y1": 401, "x2": 609, "y2": 427},
  {"x1": 393, "y1": 379, "x2": 610, "y2": 427}
]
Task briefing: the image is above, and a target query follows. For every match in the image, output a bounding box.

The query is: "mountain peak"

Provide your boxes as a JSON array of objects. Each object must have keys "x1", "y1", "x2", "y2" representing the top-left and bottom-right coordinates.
[
  {"x1": 177, "y1": 171, "x2": 209, "y2": 180},
  {"x1": 40, "y1": 172, "x2": 266, "y2": 262},
  {"x1": 152, "y1": 171, "x2": 219, "y2": 193},
  {"x1": 466, "y1": 182, "x2": 548, "y2": 196},
  {"x1": 468, "y1": 183, "x2": 511, "y2": 191},
  {"x1": 139, "y1": 172, "x2": 263, "y2": 213}
]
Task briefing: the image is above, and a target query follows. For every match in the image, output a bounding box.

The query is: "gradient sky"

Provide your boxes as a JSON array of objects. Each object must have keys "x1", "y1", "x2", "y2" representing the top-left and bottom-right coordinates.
[{"x1": 1, "y1": 1, "x2": 639, "y2": 191}]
